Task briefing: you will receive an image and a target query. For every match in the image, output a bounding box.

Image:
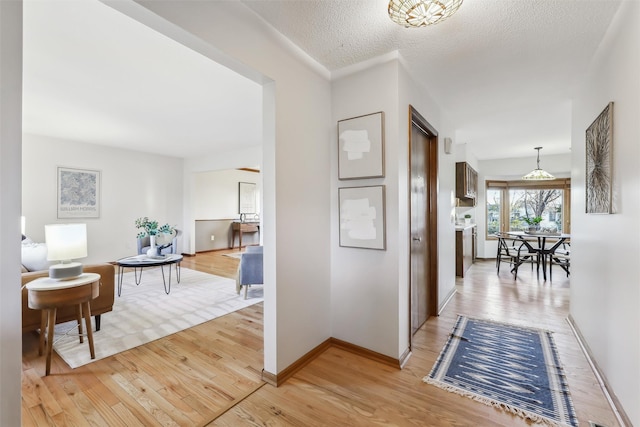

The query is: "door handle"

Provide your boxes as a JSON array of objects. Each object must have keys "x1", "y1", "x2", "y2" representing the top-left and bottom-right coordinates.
[{"x1": 412, "y1": 237, "x2": 422, "y2": 242}]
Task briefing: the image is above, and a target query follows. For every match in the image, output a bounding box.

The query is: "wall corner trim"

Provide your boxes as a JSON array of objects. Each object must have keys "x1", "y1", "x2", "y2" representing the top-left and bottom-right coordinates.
[{"x1": 261, "y1": 337, "x2": 406, "y2": 387}]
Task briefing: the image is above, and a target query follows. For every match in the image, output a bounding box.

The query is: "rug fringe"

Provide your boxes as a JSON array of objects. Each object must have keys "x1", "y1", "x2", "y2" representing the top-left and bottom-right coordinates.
[
  {"x1": 423, "y1": 377, "x2": 574, "y2": 427},
  {"x1": 457, "y1": 313, "x2": 555, "y2": 334}
]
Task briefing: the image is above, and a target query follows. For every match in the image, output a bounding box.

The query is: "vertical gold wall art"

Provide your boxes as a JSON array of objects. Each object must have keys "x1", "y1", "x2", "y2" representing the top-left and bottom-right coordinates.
[{"x1": 585, "y1": 102, "x2": 613, "y2": 214}]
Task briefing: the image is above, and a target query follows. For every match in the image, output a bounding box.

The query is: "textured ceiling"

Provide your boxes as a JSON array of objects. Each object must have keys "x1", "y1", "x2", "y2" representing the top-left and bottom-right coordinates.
[
  {"x1": 23, "y1": 0, "x2": 622, "y2": 161},
  {"x1": 242, "y1": 0, "x2": 622, "y2": 159}
]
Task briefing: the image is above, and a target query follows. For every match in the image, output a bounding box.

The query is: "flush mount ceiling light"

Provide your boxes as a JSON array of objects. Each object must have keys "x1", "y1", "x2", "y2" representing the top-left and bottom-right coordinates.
[
  {"x1": 522, "y1": 147, "x2": 555, "y2": 181},
  {"x1": 388, "y1": 0, "x2": 463, "y2": 27}
]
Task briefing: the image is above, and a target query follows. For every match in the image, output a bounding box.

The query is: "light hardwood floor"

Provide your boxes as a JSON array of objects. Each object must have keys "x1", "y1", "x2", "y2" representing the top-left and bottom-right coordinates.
[{"x1": 22, "y1": 251, "x2": 620, "y2": 426}]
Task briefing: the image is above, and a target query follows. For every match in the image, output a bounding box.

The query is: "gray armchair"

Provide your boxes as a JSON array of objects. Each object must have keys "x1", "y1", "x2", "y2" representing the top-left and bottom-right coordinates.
[
  {"x1": 236, "y1": 245, "x2": 263, "y2": 299},
  {"x1": 137, "y1": 230, "x2": 180, "y2": 256}
]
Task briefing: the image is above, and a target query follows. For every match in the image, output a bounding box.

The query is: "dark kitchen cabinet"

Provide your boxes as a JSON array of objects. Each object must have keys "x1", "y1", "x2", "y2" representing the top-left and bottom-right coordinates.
[{"x1": 456, "y1": 162, "x2": 478, "y2": 206}]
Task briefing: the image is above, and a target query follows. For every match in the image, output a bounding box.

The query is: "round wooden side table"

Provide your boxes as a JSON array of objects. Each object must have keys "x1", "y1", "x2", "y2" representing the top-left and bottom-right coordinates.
[{"x1": 26, "y1": 272, "x2": 101, "y2": 376}]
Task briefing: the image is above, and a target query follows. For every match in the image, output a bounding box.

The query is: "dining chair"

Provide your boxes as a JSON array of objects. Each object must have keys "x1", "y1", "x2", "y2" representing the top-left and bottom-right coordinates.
[
  {"x1": 496, "y1": 233, "x2": 537, "y2": 278},
  {"x1": 549, "y1": 242, "x2": 570, "y2": 281}
]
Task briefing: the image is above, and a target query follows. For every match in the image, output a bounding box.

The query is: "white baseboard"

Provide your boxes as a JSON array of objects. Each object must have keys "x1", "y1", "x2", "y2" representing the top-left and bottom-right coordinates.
[
  {"x1": 566, "y1": 315, "x2": 631, "y2": 427},
  {"x1": 438, "y1": 287, "x2": 457, "y2": 316}
]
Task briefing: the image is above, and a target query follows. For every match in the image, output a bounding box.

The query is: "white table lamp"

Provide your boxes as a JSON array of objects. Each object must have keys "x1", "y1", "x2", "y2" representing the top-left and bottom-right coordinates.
[{"x1": 45, "y1": 223, "x2": 88, "y2": 280}]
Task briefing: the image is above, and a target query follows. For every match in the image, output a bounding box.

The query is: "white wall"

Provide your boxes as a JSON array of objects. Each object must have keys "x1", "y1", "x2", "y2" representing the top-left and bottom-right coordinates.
[
  {"x1": 22, "y1": 134, "x2": 184, "y2": 263},
  {"x1": 194, "y1": 169, "x2": 261, "y2": 220},
  {"x1": 138, "y1": 0, "x2": 333, "y2": 374},
  {"x1": 183, "y1": 146, "x2": 263, "y2": 255},
  {"x1": 331, "y1": 60, "x2": 402, "y2": 358},
  {"x1": 0, "y1": 1, "x2": 23, "y2": 424},
  {"x1": 476, "y1": 153, "x2": 571, "y2": 258},
  {"x1": 570, "y1": 1, "x2": 639, "y2": 424},
  {"x1": 193, "y1": 168, "x2": 262, "y2": 251},
  {"x1": 330, "y1": 58, "x2": 454, "y2": 359}
]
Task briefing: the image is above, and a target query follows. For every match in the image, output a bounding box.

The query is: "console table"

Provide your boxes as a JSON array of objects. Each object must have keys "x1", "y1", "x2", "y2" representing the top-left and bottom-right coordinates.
[
  {"x1": 231, "y1": 221, "x2": 260, "y2": 250},
  {"x1": 26, "y1": 272, "x2": 101, "y2": 376}
]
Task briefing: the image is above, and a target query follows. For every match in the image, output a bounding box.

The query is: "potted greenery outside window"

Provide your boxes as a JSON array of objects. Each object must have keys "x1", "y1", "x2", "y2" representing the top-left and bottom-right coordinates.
[
  {"x1": 135, "y1": 217, "x2": 175, "y2": 257},
  {"x1": 523, "y1": 216, "x2": 543, "y2": 233}
]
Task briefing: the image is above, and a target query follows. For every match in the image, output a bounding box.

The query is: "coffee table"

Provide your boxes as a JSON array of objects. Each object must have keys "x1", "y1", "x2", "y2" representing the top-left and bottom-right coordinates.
[{"x1": 116, "y1": 254, "x2": 183, "y2": 296}]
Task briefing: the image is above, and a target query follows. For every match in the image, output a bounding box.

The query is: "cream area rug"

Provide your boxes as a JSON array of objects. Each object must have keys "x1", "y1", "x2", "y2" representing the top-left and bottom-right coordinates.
[
  {"x1": 222, "y1": 251, "x2": 244, "y2": 259},
  {"x1": 52, "y1": 267, "x2": 263, "y2": 369}
]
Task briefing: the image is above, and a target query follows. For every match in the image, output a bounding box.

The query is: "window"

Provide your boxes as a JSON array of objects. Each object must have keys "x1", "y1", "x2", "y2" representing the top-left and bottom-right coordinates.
[
  {"x1": 487, "y1": 188, "x2": 501, "y2": 235},
  {"x1": 486, "y1": 179, "x2": 571, "y2": 238}
]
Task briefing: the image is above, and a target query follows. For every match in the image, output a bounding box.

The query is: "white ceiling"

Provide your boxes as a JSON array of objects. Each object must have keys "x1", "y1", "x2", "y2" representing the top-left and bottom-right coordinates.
[
  {"x1": 22, "y1": 0, "x2": 263, "y2": 159},
  {"x1": 23, "y1": 0, "x2": 622, "y2": 161}
]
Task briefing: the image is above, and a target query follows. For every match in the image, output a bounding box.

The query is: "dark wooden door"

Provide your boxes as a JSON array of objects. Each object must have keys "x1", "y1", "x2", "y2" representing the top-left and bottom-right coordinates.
[
  {"x1": 409, "y1": 106, "x2": 438, "y2": 337},
  {"x1": 410, "y1": 122, "x2": 428, "y2": 334}
]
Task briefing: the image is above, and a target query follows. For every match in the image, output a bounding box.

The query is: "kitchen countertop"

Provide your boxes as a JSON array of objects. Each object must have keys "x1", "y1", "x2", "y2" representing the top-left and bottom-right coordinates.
[{"x1": 455, "y1": 223, "x2": 476, "y2": 230}]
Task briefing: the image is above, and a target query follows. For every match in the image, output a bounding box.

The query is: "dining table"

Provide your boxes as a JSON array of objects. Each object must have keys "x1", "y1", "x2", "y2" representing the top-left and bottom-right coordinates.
[{"x1": 505, "y1": 231, "x2": 570, "y2": 281}]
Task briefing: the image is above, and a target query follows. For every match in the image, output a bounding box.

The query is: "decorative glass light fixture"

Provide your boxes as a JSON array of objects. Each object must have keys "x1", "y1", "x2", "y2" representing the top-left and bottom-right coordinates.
[
  {"x1": 522, "y1": 147, "x2": 555, "y2": 181},
  {"x1": 388, "y1": 0, "x2": 464, "y2": 28}
]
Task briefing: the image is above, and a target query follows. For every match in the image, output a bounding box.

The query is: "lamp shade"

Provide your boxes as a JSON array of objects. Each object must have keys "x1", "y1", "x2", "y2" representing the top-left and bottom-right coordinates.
[
  {"x1": 522, "y1": 147, "x2": 555, "y2": 181},
  {"x1": 45, "y1": 223, "x2": 87, "y2": 261},
  {"x1": 45, "y1": 223, "x2": 87, "y2": 279},
  {"x1": 522, "y1": 168, "x2": 556, "y2": 180}
]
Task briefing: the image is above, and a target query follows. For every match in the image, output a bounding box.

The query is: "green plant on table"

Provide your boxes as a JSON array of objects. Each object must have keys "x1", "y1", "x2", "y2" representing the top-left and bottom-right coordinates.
[
  {"x1": 135, "y1": 217, "x2": 175, "y2": 238},
  {"x1": 522, "y1": 216, "x2": 543, "y2": 226}
]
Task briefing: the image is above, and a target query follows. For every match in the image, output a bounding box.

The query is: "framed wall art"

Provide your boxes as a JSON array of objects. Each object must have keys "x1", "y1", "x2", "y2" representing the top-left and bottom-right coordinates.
[
  {"x1": 238, "y1": 182, "x2": 257, "y2": 214},
  {"x1": 57, "y1": 167, "x2": 101, "y2": 218},
  {"x1": 338, "y1": 111, "x2": 385, "y2": 180},
  {"x1": 339, "y1": 185, "x2": 386, "y2": 250},
  {"x1": 585, "y1": 102, "x2": 613, "y2": 214}
]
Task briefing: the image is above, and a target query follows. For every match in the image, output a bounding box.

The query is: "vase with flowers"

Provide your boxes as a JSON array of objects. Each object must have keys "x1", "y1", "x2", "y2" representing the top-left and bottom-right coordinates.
[{"x1": 135, "y1": 217, "x2": 175, "y2": 258}]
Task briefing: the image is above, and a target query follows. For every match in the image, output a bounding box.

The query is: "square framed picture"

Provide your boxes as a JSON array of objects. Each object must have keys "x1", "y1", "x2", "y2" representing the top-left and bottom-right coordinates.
[
  {"x1": 338, "y1": 111, "x2": 385, "y2": 180},
  {"x1": 339, "y1": 185, "x2": 386, "y2": 250},
  {"x1": 57, "y1": 167, "x2": 101, "y2": 218}
]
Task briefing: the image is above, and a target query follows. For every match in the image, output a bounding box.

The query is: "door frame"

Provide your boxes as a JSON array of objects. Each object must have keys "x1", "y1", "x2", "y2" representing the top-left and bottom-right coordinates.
[{"x1": 408, "y1": 105, "x2": 439, "y2": 345}]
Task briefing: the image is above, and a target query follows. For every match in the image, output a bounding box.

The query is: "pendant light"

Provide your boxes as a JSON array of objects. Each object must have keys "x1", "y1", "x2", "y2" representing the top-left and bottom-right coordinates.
[{"x1": 522, "y1": 147, "x2": 555, "y2": 180}]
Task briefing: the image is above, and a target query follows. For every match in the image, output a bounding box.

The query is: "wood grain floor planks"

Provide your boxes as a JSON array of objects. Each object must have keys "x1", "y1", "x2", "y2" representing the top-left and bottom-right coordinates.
[{"x1": 22, "y1": 251, "x2": 620, "y2": 426}]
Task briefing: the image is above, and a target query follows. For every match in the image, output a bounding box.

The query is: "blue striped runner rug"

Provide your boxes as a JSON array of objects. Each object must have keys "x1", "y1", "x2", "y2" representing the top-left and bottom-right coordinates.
[{"x1": 424, "y1": 315, "x2": 578, "y2": 427}]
